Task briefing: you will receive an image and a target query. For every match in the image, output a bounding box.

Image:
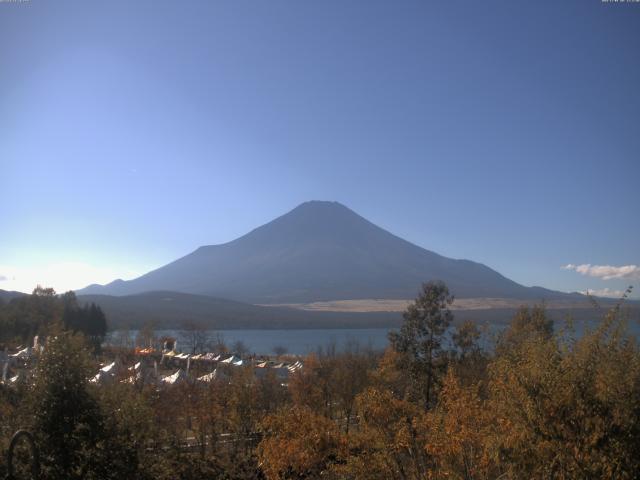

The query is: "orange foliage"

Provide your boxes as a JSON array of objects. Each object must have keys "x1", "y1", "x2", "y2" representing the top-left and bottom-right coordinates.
[
  {"x1": 258, "y1": 405, "x2": 342, "y2": 480},
  {"x1": 335, "y1": 386, "x2": 429, "y2": 480},
  {"x1": 424, "y1": 369, "x2": 498, "y2": 479},
  {"x1": 287, "y1": 353, "x2": 327, "y2": 412}
]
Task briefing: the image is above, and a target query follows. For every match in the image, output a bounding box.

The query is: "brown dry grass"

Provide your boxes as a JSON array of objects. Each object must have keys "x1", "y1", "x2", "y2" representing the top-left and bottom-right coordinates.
[{"x1": 261, "y1": 297, "x2": 595, "y2": 313}]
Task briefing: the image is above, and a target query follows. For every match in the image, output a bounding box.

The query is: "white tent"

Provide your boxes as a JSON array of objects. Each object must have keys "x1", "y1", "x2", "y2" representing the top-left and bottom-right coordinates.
[
  {"x1": 197, "y1": 370, "x2": 218, "y2": 383},
  {"x1": 10, "y1": 347, "x2": 32, "y2": 359},
  {"x1": 90, "y1": 369, "x2": 113, "y2": 385},
  {"x1": 129, "y1": 362, "x2": 141, "y2": 372},
  {"x1": 90, "y1": 361, "x2": 121, "y2": 384},
  {"x1": 100, "y1": 362, "x2": 117, "y2": 374},
  {"x1": 221, "y1": 355, "x2": 243, "y2": 366},
  {"x1": 288, "y1": 361, "x2": 303, "y2": 372},
  {"x1": 161, "y1": 369, "x2": 188, "y2": 385}
]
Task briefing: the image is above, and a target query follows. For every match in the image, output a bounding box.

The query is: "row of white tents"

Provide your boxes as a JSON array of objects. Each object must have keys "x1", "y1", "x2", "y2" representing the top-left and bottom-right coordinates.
[
  {"x1": 163, "y1": 351, "x2": 244, "y2": 366},
  {"x1": 89, "y1": 356, "x2": 303, "y2": 387},
  {"x1": 1, "y1": 341, "x2": 303, "y2": 388}
]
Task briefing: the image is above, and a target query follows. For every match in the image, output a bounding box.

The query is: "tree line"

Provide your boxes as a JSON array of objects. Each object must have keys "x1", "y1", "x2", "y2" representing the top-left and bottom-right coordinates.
[{"x1": 0, "y1": 287, "x2": 107, "y2": 351}]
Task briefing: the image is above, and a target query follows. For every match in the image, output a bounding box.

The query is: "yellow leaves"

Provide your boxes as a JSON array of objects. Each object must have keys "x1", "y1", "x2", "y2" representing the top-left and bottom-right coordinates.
[
  {"x1": 356, "y1": 386, "x2": 419, "y2": 433},
  {"x1": 288, "y1": 353, "x2": 327, "y2": 412},
  {"x1": 423, "y1": 368, "x2": 497, "y2": 480},
  {"x1": 335, "y1": 387, "x2": 430, "y2": 480},
  {"x1": 486, "y1": 309, "x2": 640, "y2": 478},
  {"x1": 258, "y1": 406, "x2": 341, "y2": 480}
]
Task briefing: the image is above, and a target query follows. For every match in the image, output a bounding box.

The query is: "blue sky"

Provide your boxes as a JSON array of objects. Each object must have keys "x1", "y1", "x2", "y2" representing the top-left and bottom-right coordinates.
[{"x1": 1, "y1": 0, "x2": 639, "y2": 298}]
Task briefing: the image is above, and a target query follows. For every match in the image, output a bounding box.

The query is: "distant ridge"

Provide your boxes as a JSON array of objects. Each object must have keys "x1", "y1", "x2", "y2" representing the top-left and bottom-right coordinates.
[
  {"x1": 77, "y1": 201, "x2": 583, "y2": 303},
  {"x1": 75, "y1": 291, "x2": 634, "y2": 330},
  {"x1": 76, "y1": 291, "x2": 401, "y2": 330},
  {"x1": 0, "y1": 289, "x2": 28, "y2": 303}
]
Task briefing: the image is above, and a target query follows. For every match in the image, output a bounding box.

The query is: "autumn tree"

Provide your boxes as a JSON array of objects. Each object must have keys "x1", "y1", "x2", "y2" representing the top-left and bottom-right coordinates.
[
  {"x1": 369, "y1": 347, "x2": 413, "y2": 400},
  {"x1": 232, "y1": 339, "x2": 250, "y2": 357},
  {"x1": 335, "y1": 386, "x2": 428, "y2": 480},
  {"x1": 452, "y1": 320, "x2": 481, "y2": 359},
  {"x1": 451, "y1": 320, "x2": 487, "y2": 386},
  {"x1": 424, "y1": 368, "x2": 498, "y2": 480},
  {"x1": 180, "y1": 320, "x2": 211, "y2": 354},
  {"x1": 488, "y1": 304, "x2": 640, "y2": 478},
  {"x1": 288, "y1": 353, "x2": 328, "y2": 414},
  {"x1": 227, "y1": 366, "x2": 262, "y2": 457},
  {"x1": 136, "y1": 321, "x2": 158, "y2": 350},
  {"x1": 258, "y1": 405, "x2": 342, "y2": 480},
  {"x1": 330, "y1": 344, "x2": 376, "y2": 433},
  {"x1": 496, "y1": 304, "x2": 553, "y2": 355}
]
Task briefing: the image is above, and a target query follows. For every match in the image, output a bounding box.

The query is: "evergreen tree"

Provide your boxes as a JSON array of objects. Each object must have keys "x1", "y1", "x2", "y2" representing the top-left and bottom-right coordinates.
[
  {"x1": 30, "y1": 328, "x2": 105, "y2": 480},
  {"x1": 61, "y1": 292, "x2": 107, "y2": 353},
  {"x1": 86, "y1": 303, "x2": 107, "y2": 353},
  {"x1": 388, "y1": 280, "x2": 453, "y2": 408}
]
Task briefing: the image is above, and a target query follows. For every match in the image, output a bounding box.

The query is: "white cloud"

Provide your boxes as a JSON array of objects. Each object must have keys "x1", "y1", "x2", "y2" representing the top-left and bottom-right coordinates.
[
  {"x1": 0, "y1": 275, "x2": 7, "y2": 282},
  {"x1": 579, "y1": 288, "x2": 627, "y2": 298},
  {"x1": 562, "y1": 264, "x2": 640, "y2": 281}
]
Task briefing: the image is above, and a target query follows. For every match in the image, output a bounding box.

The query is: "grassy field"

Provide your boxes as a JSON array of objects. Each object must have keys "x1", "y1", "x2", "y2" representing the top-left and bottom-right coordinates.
[{"x1": 263, "y1": 296, "x2": 613, "y2": 313}]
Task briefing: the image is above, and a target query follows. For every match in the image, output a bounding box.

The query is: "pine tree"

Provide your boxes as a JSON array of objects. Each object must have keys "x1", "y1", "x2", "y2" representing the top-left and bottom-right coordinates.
[
  {"x1": 30, "y1": 328, "x2": 105, "y2": 480},
  {"x1": 388, "y1": 280, "x2": 453, "y2": 408}
]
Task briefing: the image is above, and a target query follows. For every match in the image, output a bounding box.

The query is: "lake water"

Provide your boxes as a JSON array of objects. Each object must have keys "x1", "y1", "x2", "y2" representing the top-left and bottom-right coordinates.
[
  {"x1": 210, "y1": 328, "x2": 394, "y2": 355},
  {"x1": 111, "y1": 328, "x2": 395, "y2": 355},
  {"x1": 109, "y1": 318, "x2": 640, "y2": 356}
]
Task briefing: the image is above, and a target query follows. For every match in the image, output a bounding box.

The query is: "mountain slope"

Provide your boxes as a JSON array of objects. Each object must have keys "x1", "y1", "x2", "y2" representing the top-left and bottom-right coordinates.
[
  {"x1": 77, "y1": 201, "x2": 578, "y2": 303},
  {"x1": 0, "y1": 289, "x2": 28, "y2": 303}
]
